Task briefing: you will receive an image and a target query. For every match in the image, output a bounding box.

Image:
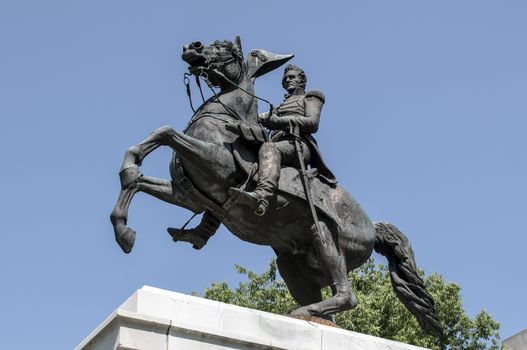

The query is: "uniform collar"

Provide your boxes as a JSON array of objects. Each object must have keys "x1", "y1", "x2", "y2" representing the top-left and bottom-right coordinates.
[{"x1": 284, "y1": 88, "x2": 305, "y2": 99}]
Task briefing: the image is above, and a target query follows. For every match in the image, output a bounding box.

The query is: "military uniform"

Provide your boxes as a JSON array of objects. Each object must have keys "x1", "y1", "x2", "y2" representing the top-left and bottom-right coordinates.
[{"x1": 246, "y1": 89, "x2": 336, "y2": 215}]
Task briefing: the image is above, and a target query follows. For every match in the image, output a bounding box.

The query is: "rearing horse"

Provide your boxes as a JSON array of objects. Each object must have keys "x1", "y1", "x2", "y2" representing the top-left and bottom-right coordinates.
[{"x1": 110, "y1": 36, "x2": 442, "y2": 335}]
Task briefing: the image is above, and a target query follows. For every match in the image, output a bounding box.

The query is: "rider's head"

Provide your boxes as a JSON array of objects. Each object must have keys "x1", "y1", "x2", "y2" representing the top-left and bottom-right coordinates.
[{"x1": 282, "y1": 64, "x2": 307, "y2": 94}]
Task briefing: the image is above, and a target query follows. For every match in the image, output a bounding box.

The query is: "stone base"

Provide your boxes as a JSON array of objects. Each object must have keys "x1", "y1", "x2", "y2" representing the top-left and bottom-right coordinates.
[
  {"x1": 503, "y1": 329, "x2": 527, "y2": 350},
  {"x1": 289, "y1": 315, "x2": 341, "y2": 328},
  {"x1": 76, "y1": 286, "x2": 429, "y2": 350}
]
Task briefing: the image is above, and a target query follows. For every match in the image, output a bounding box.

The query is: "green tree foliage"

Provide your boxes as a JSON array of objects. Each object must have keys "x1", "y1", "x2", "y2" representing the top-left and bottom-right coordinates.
[{"x1": 199, "y1": 259, "x2": 500, "y2": 349}]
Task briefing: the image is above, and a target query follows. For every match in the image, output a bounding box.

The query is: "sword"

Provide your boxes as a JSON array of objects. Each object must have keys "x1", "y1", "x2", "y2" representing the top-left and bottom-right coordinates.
[{"x1": 289, "y1": 121, "x2": 326, "y2": 247}]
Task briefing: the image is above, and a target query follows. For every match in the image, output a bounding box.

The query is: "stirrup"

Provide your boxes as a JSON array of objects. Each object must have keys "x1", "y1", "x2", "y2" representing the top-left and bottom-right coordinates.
[
  {"x1": 229, "y1": 187, "x2": 259, "y2": 209},
  {"x1": 230, "y1": 187, "x2": 269, "y2": 216}
]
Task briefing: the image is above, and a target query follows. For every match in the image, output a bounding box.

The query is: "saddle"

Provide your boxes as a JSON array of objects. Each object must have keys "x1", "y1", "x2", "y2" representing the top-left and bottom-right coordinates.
[{"x1": 232, "y1": 138, "x2": 342, "y2": 229}]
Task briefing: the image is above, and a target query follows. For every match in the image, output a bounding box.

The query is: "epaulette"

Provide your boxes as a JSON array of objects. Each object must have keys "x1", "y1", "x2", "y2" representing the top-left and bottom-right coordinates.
[{"x1": 305, "y1": 90, "x2": 325, "y2": 103}]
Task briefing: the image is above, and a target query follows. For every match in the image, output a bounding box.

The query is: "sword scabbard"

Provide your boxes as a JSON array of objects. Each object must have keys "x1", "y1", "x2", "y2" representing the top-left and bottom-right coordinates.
[{"x1": 290, "y1": 124, "x2": 326, "y2": 247}]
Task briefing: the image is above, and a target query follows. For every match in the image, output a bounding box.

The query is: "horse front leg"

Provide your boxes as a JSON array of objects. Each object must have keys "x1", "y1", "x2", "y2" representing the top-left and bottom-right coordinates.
[
  {"x1": 119, "y1": 125, "x2": 226, "y2": 189},
  {"x1": 112, "y1": 128, "x2": 170, "y2": 253},
  {"x1": 110, "y1": 175, "x2": 203, "y2": 253},
  {"x1": 118, "y1": 126, "x2": 172, "y2": 189},
  {"x1": 110, "y1": 183, "x2": 138, "y2": 253},
  {"x1": 112, "y1": 125, "x2": 231, "y2": 253}
]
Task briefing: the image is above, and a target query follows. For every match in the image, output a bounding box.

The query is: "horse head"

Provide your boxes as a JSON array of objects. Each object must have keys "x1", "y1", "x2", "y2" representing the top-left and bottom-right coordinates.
[
  {"x1": 182, "y1": 37, "x2": 245, "y2": 90},
  {"x1": 182, "y1": 36, "x2": 296, "y2": 90}
]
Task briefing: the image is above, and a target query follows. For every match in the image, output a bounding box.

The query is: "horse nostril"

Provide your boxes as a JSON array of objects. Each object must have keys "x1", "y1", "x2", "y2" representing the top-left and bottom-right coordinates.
[
  {"x1": 191, "y1": 41, "x2": 203, "y2": 50},
  {"x1": 183, "y1": 45, "x2": 190, "y2": 52}
]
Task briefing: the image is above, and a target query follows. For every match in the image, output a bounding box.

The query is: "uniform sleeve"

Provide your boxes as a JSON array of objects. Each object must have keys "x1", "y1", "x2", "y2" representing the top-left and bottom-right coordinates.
[{"x1": 262, "y1": 91, "x2": 325, "y2": 133}]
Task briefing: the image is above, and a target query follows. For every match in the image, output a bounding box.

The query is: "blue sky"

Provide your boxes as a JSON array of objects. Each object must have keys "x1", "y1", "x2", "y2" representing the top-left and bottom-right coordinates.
[{"x1": 1, "y1": 1, "x2": 525, "y2": 348}]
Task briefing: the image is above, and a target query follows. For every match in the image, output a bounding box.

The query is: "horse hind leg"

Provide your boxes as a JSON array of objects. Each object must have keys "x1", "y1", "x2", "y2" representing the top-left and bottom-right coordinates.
[
  {"x1": 289, "y1": 220, "x2": 357, "y2": 318},
  {"x1": 276, "y1": 252, "x2": 323, "y2": 309}
]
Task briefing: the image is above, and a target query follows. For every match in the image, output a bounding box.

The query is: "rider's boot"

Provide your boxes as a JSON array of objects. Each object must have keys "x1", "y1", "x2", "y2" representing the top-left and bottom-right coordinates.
[
  {"x1": 167, "y1": 211, "x2": 221, "y2": 249},
  {"x1": 231, "y1": 143, "x2": 280, "y2": 216}
]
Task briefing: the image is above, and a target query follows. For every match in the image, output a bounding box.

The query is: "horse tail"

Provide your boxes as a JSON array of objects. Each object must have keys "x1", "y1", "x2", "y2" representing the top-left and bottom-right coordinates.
[{"x1": 374, "y1": 222, "x2": 443, "y2": 336}]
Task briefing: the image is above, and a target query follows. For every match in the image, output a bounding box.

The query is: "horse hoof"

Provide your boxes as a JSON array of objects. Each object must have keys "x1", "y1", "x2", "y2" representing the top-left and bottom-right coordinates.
[
  {"x1": 116, "y1": 227, "x2": 136, "y2": 254},
  {"x1": 119, "y1": 165, "x2": 142, "y2": 190}
]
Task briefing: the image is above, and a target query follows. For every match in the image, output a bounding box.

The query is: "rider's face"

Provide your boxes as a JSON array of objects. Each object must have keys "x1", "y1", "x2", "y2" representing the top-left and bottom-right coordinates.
[{"x1": 283, "y1": 70, "x2": 302, "y2": 93}]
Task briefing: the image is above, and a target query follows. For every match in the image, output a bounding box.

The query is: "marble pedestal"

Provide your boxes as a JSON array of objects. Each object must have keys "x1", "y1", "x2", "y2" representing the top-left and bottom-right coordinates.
[
  {"x1": 503, "y1": 329, "x2": 527, "y2": 350},
  {"x1": 76, "y1": 286, "x2": 429, "y2": 350}
]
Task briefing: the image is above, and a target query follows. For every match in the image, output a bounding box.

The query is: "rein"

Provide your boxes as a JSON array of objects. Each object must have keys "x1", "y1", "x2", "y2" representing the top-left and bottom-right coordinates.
[
  {"x1": 182, "y1": 55, "x2": 275, "y2": 126},
  {"x1": 183, "y1": 72, "x2": 206, "y2": 113},
  {"x1": 203, "y1": 60, "x2": 275, "y2": 116},
  {"x1": 217, "y1": 69, "x2": 274, "y2": 114},
  {"x1": 199, "y1": 70, "x2": 244, "y2": 121},
  {"x1": 183, "y1": 53, "x2": 274, "y2": 116}
]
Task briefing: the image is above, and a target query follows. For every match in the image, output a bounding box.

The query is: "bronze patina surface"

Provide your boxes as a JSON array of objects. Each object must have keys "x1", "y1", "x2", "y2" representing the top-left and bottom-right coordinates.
[{"x1": 110, "y1": 37, "x2": 442, "y2": 336}]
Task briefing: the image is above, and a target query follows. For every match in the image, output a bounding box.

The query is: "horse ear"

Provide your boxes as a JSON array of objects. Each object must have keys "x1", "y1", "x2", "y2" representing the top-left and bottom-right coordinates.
[{"x1": 234, "y1": 36, "x2": 242, "y2": 53}]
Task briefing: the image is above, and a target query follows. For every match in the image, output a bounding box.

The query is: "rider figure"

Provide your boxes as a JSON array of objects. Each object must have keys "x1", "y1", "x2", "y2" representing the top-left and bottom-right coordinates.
[
  {"x1": 168, "y1": 64, "x2": 335, "y2": 247},
  {"x1": 233, "y1": 64, "x2": 335, "y2": 215}
]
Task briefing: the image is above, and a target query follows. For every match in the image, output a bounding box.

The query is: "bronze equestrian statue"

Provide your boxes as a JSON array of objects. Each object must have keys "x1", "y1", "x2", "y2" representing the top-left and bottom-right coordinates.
[{"x1": 110, "y1": 36, "x2": 442, "y2": 336}]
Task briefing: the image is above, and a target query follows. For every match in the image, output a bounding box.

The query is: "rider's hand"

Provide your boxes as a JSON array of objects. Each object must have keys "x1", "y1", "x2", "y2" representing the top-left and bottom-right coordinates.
[
  {"x1": 258, "y1": 112, "x2": 270, "y2": 124},
  {"x1": 259, "y1": 113, "x2": 279, "y2": 128}
]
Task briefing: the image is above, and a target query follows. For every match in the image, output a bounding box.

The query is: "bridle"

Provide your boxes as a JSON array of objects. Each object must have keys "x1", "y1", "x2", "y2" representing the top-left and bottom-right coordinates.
[{"x1": 183, "y1": 49, "x2": 274, "y2": 123}]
